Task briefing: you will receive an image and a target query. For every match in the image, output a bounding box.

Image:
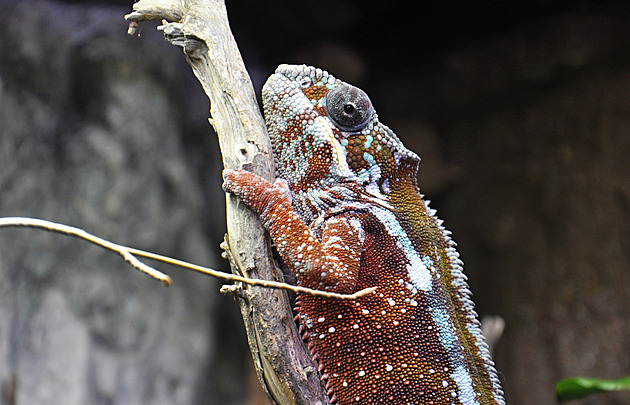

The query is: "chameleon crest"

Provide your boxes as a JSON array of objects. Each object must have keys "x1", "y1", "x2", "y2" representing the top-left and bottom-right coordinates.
[{"x1": 224, "y1": 64, "x2": 504, "y2": 404}]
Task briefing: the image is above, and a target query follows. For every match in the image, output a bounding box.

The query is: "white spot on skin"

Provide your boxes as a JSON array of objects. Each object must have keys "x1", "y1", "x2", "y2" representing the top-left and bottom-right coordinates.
[
  {"x1": 358, "y1": 370, "x2": 365, "y2": 377},
  {"x1": 386, "y1": 364, "x2": 393, "y2": 372}
]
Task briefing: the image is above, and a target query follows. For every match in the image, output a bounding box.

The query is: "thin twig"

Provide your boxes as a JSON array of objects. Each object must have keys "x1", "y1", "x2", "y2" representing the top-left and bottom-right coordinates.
[
  {"x1": 0, "y1": 217, "x2": 172, "y2": 285},
  {"x1": 0, "y1": 217, "x2": 376, "y2": 300}
]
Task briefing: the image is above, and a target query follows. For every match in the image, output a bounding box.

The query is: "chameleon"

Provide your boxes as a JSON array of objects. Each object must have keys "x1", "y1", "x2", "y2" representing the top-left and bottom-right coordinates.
[{"x1": 223, "y1": 64, "x2": 505, "y2": 404}]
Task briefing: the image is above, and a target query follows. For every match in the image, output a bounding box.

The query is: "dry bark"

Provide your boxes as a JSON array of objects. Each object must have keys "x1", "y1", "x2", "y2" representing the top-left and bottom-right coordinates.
[{"x1": 125, "y1": 1, "x2": 329, "y2": 404}]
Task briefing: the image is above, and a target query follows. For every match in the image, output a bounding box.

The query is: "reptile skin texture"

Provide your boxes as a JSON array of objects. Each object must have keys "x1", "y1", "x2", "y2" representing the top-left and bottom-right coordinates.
[{"x1": 223, "y1": 64, "x2": 505, "y2": 404}]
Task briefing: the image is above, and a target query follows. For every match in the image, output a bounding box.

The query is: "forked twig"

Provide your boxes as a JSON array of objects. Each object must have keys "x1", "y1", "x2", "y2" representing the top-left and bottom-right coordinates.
[
  {"x1": 0, "y1": 217, "x2": 376, "y2": 300},
  {"x1": 0, "y1": 217, "x2": 173, "y2": 285}
]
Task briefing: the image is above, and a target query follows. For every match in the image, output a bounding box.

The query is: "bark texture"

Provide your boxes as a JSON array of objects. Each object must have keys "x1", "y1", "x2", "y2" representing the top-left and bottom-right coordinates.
[{"x1": 127, "y1": 1, "x2": 330, "y2": 404}]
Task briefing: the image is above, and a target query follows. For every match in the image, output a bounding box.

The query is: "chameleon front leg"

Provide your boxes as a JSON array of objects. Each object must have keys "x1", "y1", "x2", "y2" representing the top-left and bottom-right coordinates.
[{"x1": 223, "y1": 169, "x2": 363, "y2": 293}]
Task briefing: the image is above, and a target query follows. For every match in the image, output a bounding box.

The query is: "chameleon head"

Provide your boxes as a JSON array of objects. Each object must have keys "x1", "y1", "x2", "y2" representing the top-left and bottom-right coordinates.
[{"x1": 262, "y1": 64, "x2": 420, "y2": 195}]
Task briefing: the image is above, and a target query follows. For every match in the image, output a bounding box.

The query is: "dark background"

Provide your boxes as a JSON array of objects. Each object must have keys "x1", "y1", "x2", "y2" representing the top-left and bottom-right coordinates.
[{"x1": 1, "y1": 1, "x2": 629, "y2": 404}]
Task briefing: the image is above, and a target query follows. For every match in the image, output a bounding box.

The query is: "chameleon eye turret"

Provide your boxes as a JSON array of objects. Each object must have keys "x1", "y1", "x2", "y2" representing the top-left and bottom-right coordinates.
[{"x1": 325, "y1": 84, "x2": 373, "y2": 131}]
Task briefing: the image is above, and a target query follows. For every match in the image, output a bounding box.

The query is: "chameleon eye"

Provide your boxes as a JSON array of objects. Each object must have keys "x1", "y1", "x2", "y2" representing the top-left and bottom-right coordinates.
[{"x1": 325, "y1": 84, "x2": 373, "y2": 131}]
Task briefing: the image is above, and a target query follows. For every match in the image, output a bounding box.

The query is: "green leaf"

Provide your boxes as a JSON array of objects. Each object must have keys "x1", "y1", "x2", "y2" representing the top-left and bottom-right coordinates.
[{"x1": 556, "y1": 376, "x2": 630, "y2": 402}]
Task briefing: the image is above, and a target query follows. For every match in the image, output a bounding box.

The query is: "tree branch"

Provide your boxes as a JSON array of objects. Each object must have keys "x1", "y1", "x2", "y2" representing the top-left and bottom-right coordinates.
[
  {"x1": 0, "y1": 217, "x2": 173, "y2": 286},
  {"x1": 0, "y1": 217, "x2": 376, "y2": 301},
  {"x1": 125, "y1": 1, "x2": 330, "y2": 404}
]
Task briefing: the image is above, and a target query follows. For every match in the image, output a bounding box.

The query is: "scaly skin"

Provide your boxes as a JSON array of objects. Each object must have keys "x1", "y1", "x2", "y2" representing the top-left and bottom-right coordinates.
[{"x1": 223, "y1": 64, "x2": 504, "y2": 404}]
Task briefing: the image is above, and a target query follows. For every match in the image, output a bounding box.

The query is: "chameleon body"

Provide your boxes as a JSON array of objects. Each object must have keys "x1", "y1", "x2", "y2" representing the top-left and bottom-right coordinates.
[{"x1": 223, "y1": 65, "x2": 504, "y2": 404}]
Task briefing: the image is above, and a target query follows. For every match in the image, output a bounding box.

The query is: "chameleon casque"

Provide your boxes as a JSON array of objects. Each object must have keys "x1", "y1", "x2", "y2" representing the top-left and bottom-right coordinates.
[{"x1": 223, "y1": 64, "x2": 505, "y2": 404}]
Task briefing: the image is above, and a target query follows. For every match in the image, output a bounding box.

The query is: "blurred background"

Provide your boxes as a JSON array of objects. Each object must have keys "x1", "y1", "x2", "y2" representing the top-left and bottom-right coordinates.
[{"x1": 1, "y1": 0, "x2": 629, "y2": 404}]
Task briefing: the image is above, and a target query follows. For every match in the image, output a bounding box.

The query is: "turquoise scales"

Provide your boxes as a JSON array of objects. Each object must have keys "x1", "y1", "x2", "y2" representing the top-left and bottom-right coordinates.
[{"x1": 223, "y1": 65, "x2": 505, "y2": 404}]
